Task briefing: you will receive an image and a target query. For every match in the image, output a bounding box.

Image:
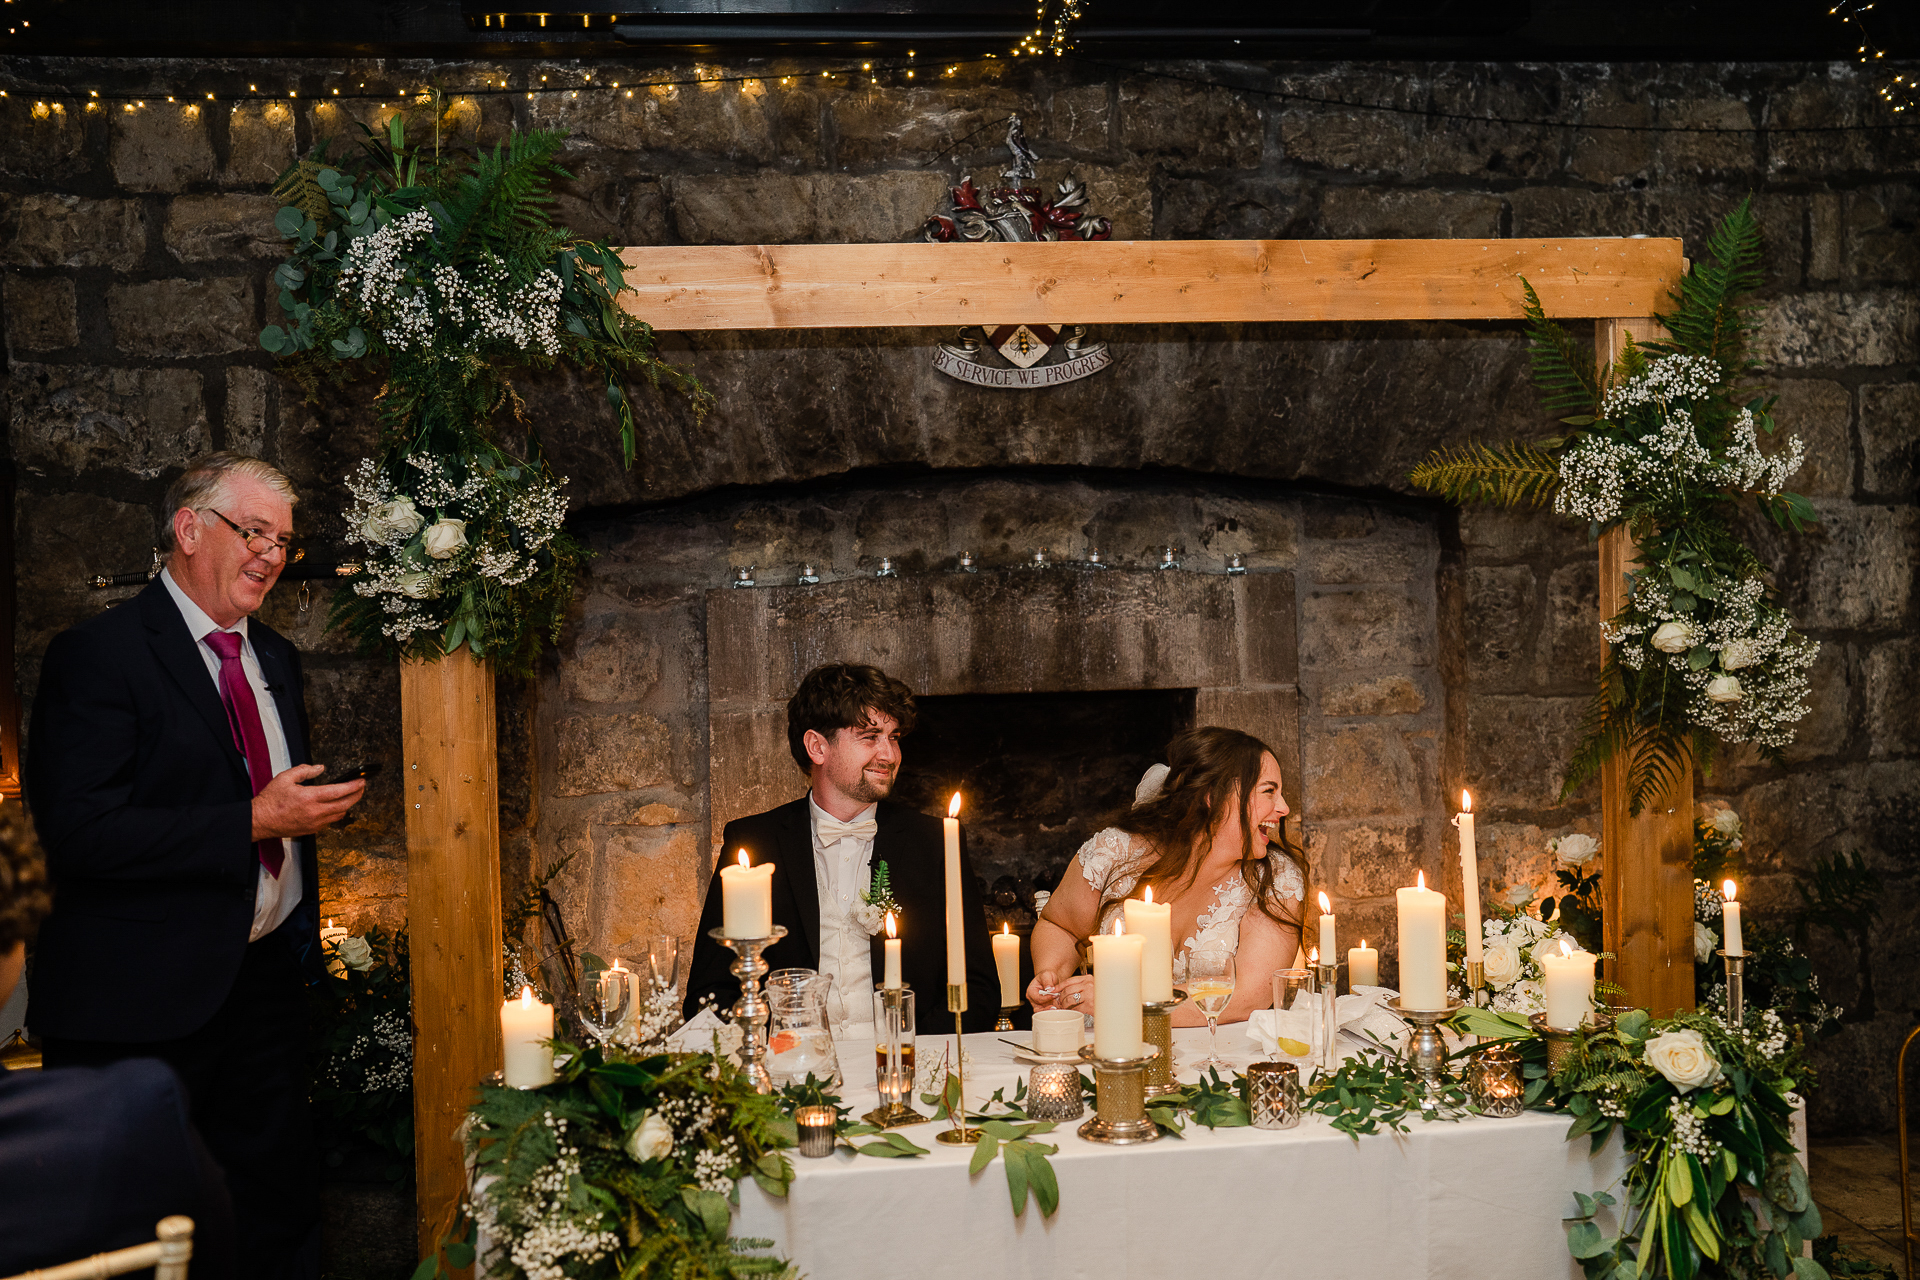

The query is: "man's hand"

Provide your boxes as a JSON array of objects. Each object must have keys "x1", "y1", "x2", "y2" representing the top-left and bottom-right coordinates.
[{"x1": 251, "y1": 764, "x2": 366, "y2": 840}]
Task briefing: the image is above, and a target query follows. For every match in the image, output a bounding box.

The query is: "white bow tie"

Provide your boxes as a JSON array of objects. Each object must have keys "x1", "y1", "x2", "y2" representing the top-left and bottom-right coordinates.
[{"x1": 815, "y1": 812, "x2": 878, "y2": 844}]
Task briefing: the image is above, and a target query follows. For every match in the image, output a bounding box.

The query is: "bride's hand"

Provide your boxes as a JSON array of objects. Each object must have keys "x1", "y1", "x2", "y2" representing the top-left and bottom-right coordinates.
[
  {"x1": 1045, "y1": 973, "x2": 1094, "y2": 1012},
  {"x1": 1026, "y1": 970, "x2": 1062, "y2": 1010}
]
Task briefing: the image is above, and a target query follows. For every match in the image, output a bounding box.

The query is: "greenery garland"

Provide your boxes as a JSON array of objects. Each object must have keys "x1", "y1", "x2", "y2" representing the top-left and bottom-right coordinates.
[
  {"x1": 261, "y1": 117, "x2": 708, "y2": 673},
  {"x1": 1411, "y1": 200, "x2": 1819, "y2": 811}
]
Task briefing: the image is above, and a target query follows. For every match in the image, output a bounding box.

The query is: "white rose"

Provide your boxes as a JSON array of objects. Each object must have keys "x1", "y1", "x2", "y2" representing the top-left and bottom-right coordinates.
[
  {"x1": 1718, "y1": 638, "x2": 1759, "y2": 671},
  {"x1": 1644, "y1": 1028, "x2": 1723, "y2": 1091},
  {"x1": 423, "y1": 517, "x2": 468, "y2": 560},
  {"x1": 335, "y1": 935, "x2": 375, "y2": 972},
  {"x1": 1515, "y1": 914, "x2": 1552, "y2": 942},
  {"x1": 1552, "y1": 833, "x2": 1601, "y2": 869},
  {"x1": 1501, "y1": 884, "x2": 1536, "y2": 907},
  {"x1": 1651, "y1": 620, "x2": 1694, "y2": 654},
  {"x1": 1693, "y1": 922, "x2": 1718, "y2": 964},
  {"x1": 1710, "y1": 809, "x2": 1741, "y2": 839},
  {"x1": 360, "y1": 496, "x2": 424, "y2": 544},
  {"x1": 1482, "y1": 941, "x2": 1524, "y2": 988},
  {"x1": 1705, "y1": 674, "x2": 1743, "y2": 704},
  {"x1": 395, "y1": 571, "x2": 438, "y2": 599},
  {"x1": 625, "y1": 1112, "x2": 674, "y2": 1163}
]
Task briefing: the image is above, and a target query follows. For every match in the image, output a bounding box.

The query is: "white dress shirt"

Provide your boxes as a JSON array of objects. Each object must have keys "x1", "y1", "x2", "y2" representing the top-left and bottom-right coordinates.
[
  {"x1": 809, "y1": 793, "x2": 877, "y2": 1031},
  {"x1": 159, "y1": 569, "x2": 301, "y2": 942}
]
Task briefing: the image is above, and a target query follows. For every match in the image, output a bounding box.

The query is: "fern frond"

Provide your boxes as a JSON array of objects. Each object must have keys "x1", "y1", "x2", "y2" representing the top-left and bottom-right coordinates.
[
  {"x1": 1409, "y1": 440, "x2": 1562, "y2": 509},
  {"x1": 1520, "y1": 278, "x2": 1601, "y2": 417},
  {"x1": 272, "y1": 156, "x2": 334, "y2": 228},
  {"x1": 1650, "y1": 196, "x2": 1765, "y2": 373}
]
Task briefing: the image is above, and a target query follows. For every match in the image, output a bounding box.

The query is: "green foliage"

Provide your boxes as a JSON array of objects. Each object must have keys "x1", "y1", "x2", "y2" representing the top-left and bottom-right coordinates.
[
  {"x1": 1521, "y1": 277, "x2": 1602, "y2": 416},
  {"x1": 1812, "y1": 1234, "x2": 1900, "y2": 1279},
  {"x1": 309, "y1": 926, "x2": 414, "y2": 1184},
  {"x1": 1645, "y1": 198, "x2": 1767, "y2": 380},
  {"x1": 1407, "y1": 440, "x2": 1563, "y2": 509},
  {"x1": 1302, "y1": 1048, "x2": 1470, "y2": 1138},
  {"x1": 965, "y1": 1120, "x2": 1061, "y2": 1217}
]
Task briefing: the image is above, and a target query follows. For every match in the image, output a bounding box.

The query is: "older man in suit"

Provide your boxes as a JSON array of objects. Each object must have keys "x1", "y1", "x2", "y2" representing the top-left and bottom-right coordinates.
[
  {"x1": 26, "y1": 452, "x2": 364, "y2": 1279},
  {"x1": 684, "y1": 663, "x2": 999, "y2": 1035}
]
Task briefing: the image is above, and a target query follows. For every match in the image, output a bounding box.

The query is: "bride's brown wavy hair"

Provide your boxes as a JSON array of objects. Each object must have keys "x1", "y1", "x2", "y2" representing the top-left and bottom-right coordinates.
[{"x1": 1092, "y1": 726, "x2": 1307, "y2": 948}]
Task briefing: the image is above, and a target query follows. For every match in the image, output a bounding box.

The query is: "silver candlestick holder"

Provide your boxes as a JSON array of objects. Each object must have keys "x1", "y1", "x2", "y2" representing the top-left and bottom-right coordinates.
[
  {"x1": 1385, "y1": 996, "x2": 1464, "y2": 1110},
  {"x1": 1719, "y1": 949, "x2": 1749, "y2": 1029},
  {"x1": 708, "y1": 925, "x2": 786, "y2": 1094},
  {"x1": 1316, "y1": 962, "x2": 1340, "y2": 1071},
  {"x1": 1141, "y1": 990, "x2": 1188, "y2": 1098},
  {"x1": 1078, "y1": 1043, "x2": 1162, "y2": 1144}
]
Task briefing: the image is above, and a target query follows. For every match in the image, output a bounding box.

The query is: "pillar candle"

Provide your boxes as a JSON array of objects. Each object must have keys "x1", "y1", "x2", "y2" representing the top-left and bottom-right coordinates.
[
  {"x1": 1123, "y1": 886, "x2": 1173, "y2": 1002},
  {"x1": 943, "y1": 794, "x2": 966, "y2": 988},
  {"x1": 1541, "y1": 940, "x2": 1596, "y2": 1030},
  {"x1": 719, "y1": 849, "x2": 775, "y2": 938},
  {"x1": 1317, "y1": 891, "x2": 1336, "y2": 967},
  {"x1": 992, "y1": 925, "x2": 1021, "y2": 1007},
  {"x1": 501, "y1": 985, "x2": 554, "y2": 1088},
  {"x1": 321, "y1": 917, "x2": 349, "y2": 948},
  {"x1": 883, "y1": 911, "x2": 902, "y2": 989},
  {"x1": 1457, "y1": 791, "x2": 1483, "y2": 963},
  {"x1": 1721, "y1": 881, "x2": 1743, "y2": 955},
  {"x1": 1395, "y1": 871, "x2": 1448, "y2": 1011},
  {"x1": 1090, "y1": 927, "x2": 1144, "y2": 1058},
  {"x1": 1348, "y1": 940, "x2": 1379, "y2": 988}
]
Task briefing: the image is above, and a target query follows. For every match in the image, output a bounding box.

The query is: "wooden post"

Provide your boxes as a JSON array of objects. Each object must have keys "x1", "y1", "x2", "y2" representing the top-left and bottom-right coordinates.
[
  {"x1": 402, "y1": 652, "x2": 503, "y2": 1254},
  {"x1": 1596, "y1": 318, "x2": 1696, "y2": 1017}
]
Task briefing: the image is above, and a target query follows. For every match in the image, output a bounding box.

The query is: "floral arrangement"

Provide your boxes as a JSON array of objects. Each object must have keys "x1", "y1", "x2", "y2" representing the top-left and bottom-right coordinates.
[
  {"x1": 857, "y1": 860, "x2": 900, "y2": 935},
  {"x1": 312, "y1": 925, "x2": 415, "y2": 1182},
  {"x1": 261, "y1": 117, "x2": 706, "y2": 672},
  {"x1": 1411, "y1": 200, "x2": 1819, "y2": 811},
  {"x1": 1473, "y1": 903, "x2": 1593, "y2": 1018}
]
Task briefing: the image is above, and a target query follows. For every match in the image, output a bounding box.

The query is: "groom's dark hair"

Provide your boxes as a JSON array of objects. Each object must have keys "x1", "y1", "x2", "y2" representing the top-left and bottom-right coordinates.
[{"x1": 787, "y1": 664, "x2": 918, "y2": 772}]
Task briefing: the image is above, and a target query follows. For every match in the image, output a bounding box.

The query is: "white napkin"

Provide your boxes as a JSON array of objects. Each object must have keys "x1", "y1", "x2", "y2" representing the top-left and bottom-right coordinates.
[
  {"x1": 667, "y1": 1008, "x2": 743, "y2": 1055},
  {"x1": 1245, "y1": 985, "x2": 1408, "y2": 1061}
]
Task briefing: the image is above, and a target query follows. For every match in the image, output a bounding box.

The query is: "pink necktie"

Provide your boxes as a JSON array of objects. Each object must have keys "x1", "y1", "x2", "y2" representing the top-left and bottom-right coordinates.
[{"x1": 204, "y1": 631, "x2": 284, "y2": 877}]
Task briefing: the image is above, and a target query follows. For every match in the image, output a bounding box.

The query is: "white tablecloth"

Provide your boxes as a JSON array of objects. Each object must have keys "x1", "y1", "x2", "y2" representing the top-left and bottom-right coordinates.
[{"x1": 737, "y1": 1025, "x2": 1628, "y2": 1280}]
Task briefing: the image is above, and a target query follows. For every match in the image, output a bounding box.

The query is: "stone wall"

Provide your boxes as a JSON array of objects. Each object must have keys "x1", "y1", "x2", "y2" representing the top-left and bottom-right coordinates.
[{"x1": 2, "y1": 53, "x2": 1913, "y2": 1131}]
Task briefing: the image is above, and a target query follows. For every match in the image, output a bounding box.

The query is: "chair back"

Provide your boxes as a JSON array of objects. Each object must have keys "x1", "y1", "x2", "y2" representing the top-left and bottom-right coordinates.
[{"x1": 0, "y1": 1216, "x2": 192, "y2": 1280}]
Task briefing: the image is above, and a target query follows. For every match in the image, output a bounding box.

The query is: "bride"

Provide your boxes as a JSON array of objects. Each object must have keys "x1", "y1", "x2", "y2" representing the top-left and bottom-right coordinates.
[{"x1": 1026, "y1": 726, "x2": 1306, "y2": 1027}]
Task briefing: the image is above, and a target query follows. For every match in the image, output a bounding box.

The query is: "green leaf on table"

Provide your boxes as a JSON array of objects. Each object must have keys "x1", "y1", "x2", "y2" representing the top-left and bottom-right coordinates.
[
  {"x1": 1016, "y1": 1140, "x2": 1061, "y2": 1217},
  {"x1": 969, "y1": 1132, "x2": 999, "y2": 1175},
  {"x1": 751, "y1": 1150, "x2": 794, "y2": 1198},
  {"x1": 1003, "y1": 1138, "x2": 1030, "y2": 1213},
  {"x1": 1567, "y1": 1221, "x2": 1609, "y2": 1260}
]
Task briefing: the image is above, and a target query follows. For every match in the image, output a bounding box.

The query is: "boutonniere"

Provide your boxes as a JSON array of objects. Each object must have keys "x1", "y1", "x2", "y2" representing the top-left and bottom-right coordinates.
[{"x1": 854, "y1": 860, "x2": 901, "y2": 936}]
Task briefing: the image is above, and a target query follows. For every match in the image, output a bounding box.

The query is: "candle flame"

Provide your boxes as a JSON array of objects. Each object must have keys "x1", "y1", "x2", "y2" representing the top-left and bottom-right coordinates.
[
  {"x1": 1558, "y1": 938, "x2": 1574, "y2": 958},
  {"x1": 611, "y1": 959, "x2": 626, "y2": 972},
  {"x1": 327, "y1": 918, "x2": 333, "y2": 928},
  {"x1": 1361, "y1": 939, "x2": 1367, "y2": 950},
  {"x1": 1417, "y1": 869, "x2": 1426, "y2": 891},
  {"x1": 1318, "y1": 890, "x2": 1331, "y2": 913},
  {"x1": 1112, "y1": 916, "x2": 1125, "y2": 936},
  {"x1": 885, "y1": 911, "x2": 896, "y2": 939},
  {"x1": 1309, "y1": 947, "x2": 1318, "y2": 964},
  {"x1": 1144, "y1": 885, "x2": 1153, "y2": 904},
  {"x1": 1722, "y1": 880, "x2": 1737, "y2": 903},
  {"x1": 520, "y1": 985, "x2": 534, "y2": 1007},
  {"x1": 948, "y1": 792, "x2": 963, "y2": 818},
  {"x1": 1002, "y1": 922, "x2": 1011, "y2": 935},
  {"x1": 1462, "y1": 790, "x2": 1472, "y2": 813},
  {"x1": 737, "y1": 848, "x2": 750, "y2": 868}
]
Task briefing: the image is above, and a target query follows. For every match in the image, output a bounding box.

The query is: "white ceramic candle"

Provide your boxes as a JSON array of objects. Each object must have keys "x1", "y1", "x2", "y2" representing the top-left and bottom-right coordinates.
[
  {"x1": 501, "y1": 985, "x2": 554, "y2": 1088},
  {"x1": 1348, "y1": 940, "x2": 1379, "y2": 988},
  {"x1": 1395, "y1": 871, "x2": 1449, "y2": 1011},
  {"x1": 882, "y1": 911, "x2": 902, "y2": 989},
  {"x1": 1123, "y1": 887, "x2": 1174, "y2": 1002},
  {"x1": 992, "y1": 925, "x2": 1021, "y2": 1007},
  {"x1": 1541, "y1": 940, "x2": 1596, "y2": 1030},
  {"x1": 1457, "y1": 791, "x2": 1483, "y2": 963},
  {"x1": 1090, "y1": 926, "x2": 1144, "y2": 1058},
  {"x1": 1317, "y1": 891, "x2": 1336, "y2": 968},
  {"x1": 719, "y1": 849, "x2": 775, "y2": 937},
  {"x1": 1722, "y1": 881, "x2": 1743, "y2": 955},
  {"x1": 943, "y1": 794, "x2": 966, "y2": 988}
]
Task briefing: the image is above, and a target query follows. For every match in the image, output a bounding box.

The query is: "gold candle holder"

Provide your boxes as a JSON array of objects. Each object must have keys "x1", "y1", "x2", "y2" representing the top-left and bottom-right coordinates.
[
  {"x1": 1076, "y1": 1044, "x2": 1161, "y2": 1144},
  {"x1": 864, "y1": 985, "x2": 924, "y2": 1129},
  {"x1": 934, "y1": 982, "x2": 981, "y2": 1145},
  {"x1": 1141, "y1": 989, "x2": 1188, "y2": 1097},
  {"x1": 995, "y1": 1006, "x2": 1017, "y2": 1032}
]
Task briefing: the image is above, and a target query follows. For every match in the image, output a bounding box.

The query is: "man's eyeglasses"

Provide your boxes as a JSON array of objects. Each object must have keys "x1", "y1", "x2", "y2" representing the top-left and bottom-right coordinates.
[{"x1": 204, "y1": 508, "x2": 292, "y2": 559}]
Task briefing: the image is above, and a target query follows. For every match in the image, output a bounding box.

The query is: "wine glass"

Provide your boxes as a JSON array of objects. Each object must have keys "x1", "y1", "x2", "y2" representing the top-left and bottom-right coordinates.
[
  {"x1": 1182, "y1": 948, "x2": 1237, "y2": 1069},
  {"x1": 647, "y1": 934, "x2": 680, "y2": 999},
  {"x1": 580, "y1": 968, "x2": 632, "y2": 1048}
]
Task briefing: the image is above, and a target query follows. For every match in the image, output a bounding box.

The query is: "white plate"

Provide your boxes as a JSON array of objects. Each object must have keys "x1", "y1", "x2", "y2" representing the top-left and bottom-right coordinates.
[{"x1": 1010, "y1": 1046, "x2": 1086, "y2": 1065}]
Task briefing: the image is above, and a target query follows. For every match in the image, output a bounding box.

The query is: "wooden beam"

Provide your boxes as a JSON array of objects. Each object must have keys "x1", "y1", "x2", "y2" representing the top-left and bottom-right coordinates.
[
  {"x1": 1596, "y1": 317, "x2": 1696, "y2": 1018},
  {"x1": 403, "y1": 653, "x2": 504, "y2": 1255},
  {"x1": 616, "y1": 237, "x2": 1686, "y2": 332}
]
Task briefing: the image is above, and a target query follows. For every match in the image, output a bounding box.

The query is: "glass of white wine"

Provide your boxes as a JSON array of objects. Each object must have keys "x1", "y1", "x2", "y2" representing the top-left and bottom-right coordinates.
[{"x1": 1182, "y1": 948, "x2": 1236, "y2": 1069}]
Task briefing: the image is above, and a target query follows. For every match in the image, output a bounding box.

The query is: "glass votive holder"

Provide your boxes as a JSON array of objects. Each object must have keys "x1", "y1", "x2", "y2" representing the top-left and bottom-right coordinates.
[
  {"x1": 1246, "y1": 1061, "x2": 1303, "y2": 1130},
  {"x1": 1271, "y1": 967, "x2": 1313, "y2": 1012},
  {"x1": 1026, "y1": 1062, "x2": 1085, "y2": 1122},
  {"x1": 794, "y1": 1105, "x2": 838, "y2": 1157},
  {"x1": 1468, "y1": 1045, "x2": 1526, "y2": 1118}
]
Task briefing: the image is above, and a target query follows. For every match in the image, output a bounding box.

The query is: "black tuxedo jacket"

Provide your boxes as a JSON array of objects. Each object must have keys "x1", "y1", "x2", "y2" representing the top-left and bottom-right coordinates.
[
  {"x1": 684, "y1": 796, "x2": 1002, "y2": 1034},
  {"x1": 25, "y1": 580, "x2": 322, "y2": 1043}
]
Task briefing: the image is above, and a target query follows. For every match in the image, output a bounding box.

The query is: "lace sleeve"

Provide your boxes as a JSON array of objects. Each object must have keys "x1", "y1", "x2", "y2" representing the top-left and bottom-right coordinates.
[
  {"x1": 1267, "y1": 854, "x2": 1306, "y2": 906},
  {"x1": 1076, "y1": 827, "x2": 1142, "y2": 899}
]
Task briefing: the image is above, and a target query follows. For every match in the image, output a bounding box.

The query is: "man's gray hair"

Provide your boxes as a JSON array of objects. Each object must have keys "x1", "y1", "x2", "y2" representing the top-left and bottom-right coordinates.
[{"x1": 160, "y1": 452, "x2": 299, "y2": 554}]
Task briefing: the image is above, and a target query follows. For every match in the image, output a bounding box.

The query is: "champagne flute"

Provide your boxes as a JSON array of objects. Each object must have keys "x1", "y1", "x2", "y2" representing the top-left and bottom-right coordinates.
[
  {"x1": 1183, "y1": 948, "x2": 1236, "y2": 1069},
  {"x1": 580, "y1": 968, "x2": 632, "y2": 1049},
  {"x1": 647, "y1": 934, "x2": 681, "y2": 999}
]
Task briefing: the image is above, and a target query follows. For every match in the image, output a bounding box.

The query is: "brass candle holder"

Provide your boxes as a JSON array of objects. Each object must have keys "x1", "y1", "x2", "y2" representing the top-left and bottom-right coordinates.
[
  {"x1": 1077, "y1": 1043, "x2": 1162, "y2": 1145},
  {"x1": 1141, "y1": 989, "x2": 1188, "y2": 1097},
  {"x1": 864, "y1": 985, "x2": 924, "y2": 1130},
  {"x1": 1386, "y1": 996, "x2": 1464, "y2": 1110},
  {"x1": 1462, "y1": 959, "x2": 1486, "y2": 1006},
  {"x1": 995, "y1": 1006, "x2": 1017, "y2": 1032},
  {"x1": 1719, "y1": 949, "x2": 1749, "y2": 1029},
  {"x1": 934, "y1": 983, "x2": 981, "y2": 1145},
  {"x1": 708, "y1": 925, "x2": 787, "y2": 1094}
]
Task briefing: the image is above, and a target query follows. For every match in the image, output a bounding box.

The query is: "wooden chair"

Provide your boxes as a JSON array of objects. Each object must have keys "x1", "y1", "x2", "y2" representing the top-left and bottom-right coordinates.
[{"x1": 0, "y1": 1216, "x2": 193, "y2": 1280}]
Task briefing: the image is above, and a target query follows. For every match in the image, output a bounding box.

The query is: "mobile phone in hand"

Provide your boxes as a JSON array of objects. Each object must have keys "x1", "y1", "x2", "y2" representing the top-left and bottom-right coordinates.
[{"x1": 305, "y1": 762, "x2": 383, "y2": 787}]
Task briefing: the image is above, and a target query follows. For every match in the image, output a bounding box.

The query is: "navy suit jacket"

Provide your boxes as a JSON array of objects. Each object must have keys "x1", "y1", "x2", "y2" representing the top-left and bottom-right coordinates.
[
  {"x1": 683, "y1": 796, "x2": 1003, "y2": 1034},
  {"x1": 0, "y1": 1058, "x2": 235, "y2": 1279},
  {"x1": 25, "y1": 580, "x2": 321, "y2": 1043}
]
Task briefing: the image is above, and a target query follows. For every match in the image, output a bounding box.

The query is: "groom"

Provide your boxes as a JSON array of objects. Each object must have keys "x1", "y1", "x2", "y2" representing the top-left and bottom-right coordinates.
[{"x1": 684, "y1": 663, "x2": 999, "y2": 1034}]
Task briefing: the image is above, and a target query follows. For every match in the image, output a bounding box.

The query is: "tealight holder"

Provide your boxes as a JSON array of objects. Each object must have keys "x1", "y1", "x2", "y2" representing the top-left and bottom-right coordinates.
[
  {"x1": 1225, "y1": 553, "x2": 1247, "y2": 575},
  {"x1": 730, "y1": 566, "x2": 755, "y2": 588},
  {"x1": 1719, "y1": 949, "x2": 1749, "y2": 1028},
  {"x1": 875, "y1": 556, "x2": 898, "y2": 578},
  {"x1": 1141, "y1": 989, "x2": 1189, "y2": 1097},
  {"x1": 1245, "y1": 1061, "x2": 1303, "y2": 1129},
  {"x1": 1077, "y1": 1044, "x2": 1161, "y2": 1144},
  {"x1": 1157, "y1": 546, "x2": 1180, "y2": 571},
  {"x1": 1026, "y1": 1062, "x2": 1085, "y2": 1122},
  {"x1": 1086, "y1": 547, "x2": 1106, "y2": 567},
  {"x1": 1385, "y1": 996, "x2": 1465, "y2": 1109},
  {"x1": 796, "y1": 563, "x2": 820, "y2": 585},
  {"x1": 865, "y1": 986, "x2": 924, "y2": 1129},
  {"x1": 957, "y1": 550, "x2": 977, "y2": 573},
  {"x1": 1527, "y1": 1012, "x2": 1584, "y2": 1074},
  {"x1": 794, "y1": 1105, "x2": 837, "y2": 1157},
  {"x1": 995, "y1": 1005, "x2": 1017, "y2": 1032},
  {"x1": 708, "y1": 925, "x2": 786, "y2": 1093},
  {"x1": 1467, "y1": 1044, "x2": 1525, "y2": 1117},
  {"x1": 1031, "y1": 548, "x2": 1048, "y2": 568}
]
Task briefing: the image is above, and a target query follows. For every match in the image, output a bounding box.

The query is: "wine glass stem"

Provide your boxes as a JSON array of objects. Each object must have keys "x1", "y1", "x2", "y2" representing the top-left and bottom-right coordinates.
[{"x1": 1207, "y1": 1016, "x2": 1219, "y2": 1063}]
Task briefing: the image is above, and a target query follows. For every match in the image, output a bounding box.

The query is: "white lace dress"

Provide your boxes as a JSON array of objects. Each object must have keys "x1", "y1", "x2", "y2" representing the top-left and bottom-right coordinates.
[{"x1": 1073, "y1": 826, "x2": 1305, "y2": 959}]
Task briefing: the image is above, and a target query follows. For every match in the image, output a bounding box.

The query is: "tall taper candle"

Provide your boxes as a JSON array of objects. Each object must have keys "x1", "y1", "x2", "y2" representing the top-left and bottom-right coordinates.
[
  {"x1": 883, "y1": 911, "x2": 902, "y2": 989},
  {"x1": 1721, "y1": 880, "x2": 1744, "y2": 954},
  {"x1": 1395, "y1": 871, "x2": 1448, "y2": 1011},
  {"x1": 1123, "y1": 886, "x2": 1174, "y2": 1002},
  {"x1": 943, "y1": 793, "x2": 966, "y2": 986},
  {"x1": 720, "y1": 849, "x2": 775, "y2": 937},
  {"x1": 1090, "y1": 924, "x2": 1144, "y2": 1058},
  {"x1": 992, "y1": 924, "x2": 1021, "y2": 1007},
  {"x1": 1317, "y1": 891, "x2": 1337, "y2": 968},
  {"x1": 1456, "y1": 791, "x2": 1482, "y2": 962}
]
